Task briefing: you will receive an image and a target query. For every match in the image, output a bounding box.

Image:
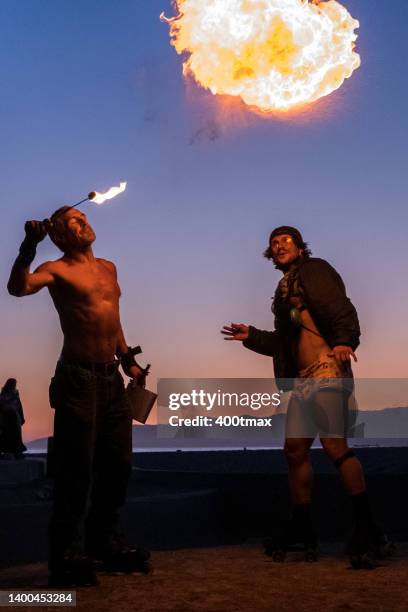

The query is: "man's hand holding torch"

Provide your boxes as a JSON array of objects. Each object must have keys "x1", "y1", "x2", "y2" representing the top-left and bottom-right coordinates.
[{"x1": 19, "y1": 219, "x2": 51, "y2": 267}]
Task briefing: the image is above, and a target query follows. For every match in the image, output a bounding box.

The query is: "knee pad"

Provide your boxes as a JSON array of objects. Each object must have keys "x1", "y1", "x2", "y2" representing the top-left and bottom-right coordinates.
[{"x1": 333, "y1": 449, "x2": 355, "y2": 469}]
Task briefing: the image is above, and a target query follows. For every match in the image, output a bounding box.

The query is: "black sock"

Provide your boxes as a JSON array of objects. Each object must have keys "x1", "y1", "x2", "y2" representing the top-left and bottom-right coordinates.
[
  {"x1": 292, "y1": 503, "x2": 312, "y2": 524},
  {"x1": 350, "y1": 491, "x2": 374, "y2": 525}
]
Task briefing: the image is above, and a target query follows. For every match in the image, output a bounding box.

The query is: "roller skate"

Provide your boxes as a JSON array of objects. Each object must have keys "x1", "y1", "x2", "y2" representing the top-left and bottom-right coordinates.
[
  {"x1": 347, "y1": 521, "x2": 395, "y2": 569},
  {"x1": 96, "y1": 544, "x2": 151, "y2": 574},
  {"x1": 48, "y1": 553, "x2": 99, "y2": 587},
  {"x1": 264, "y1": 508, "x2": 318, "y2": 563},
  {"x1": 374, "y1": 531, "x2": 396, "y2": 559},
  {"x1": 88, "y1": 534, "x2": 151, "y2": 575}
]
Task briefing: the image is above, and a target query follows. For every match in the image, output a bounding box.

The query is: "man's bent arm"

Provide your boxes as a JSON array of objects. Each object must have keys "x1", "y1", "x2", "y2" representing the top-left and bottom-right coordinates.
[
  {"x1": 110, "y1": 263, "x2": 143, "y2": 377},
  {"x1": 8, "y1": 220, "x2": 52, "y2": 297},
  {"x1": 8, "y1": 258, "x2": 54, "y2": 297},
  {"x1": 243, "y1": 326, "x2": 280, "y2": 357}
]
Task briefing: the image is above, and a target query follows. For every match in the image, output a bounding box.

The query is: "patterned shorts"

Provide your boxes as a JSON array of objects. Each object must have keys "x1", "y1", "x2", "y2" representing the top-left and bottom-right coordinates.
[
  {"x1": 292, "y1": 356, "x2": 354, "y2": 402},
  {"x1": 286, "y1": 356, "x2": 355, "y2": 438}
]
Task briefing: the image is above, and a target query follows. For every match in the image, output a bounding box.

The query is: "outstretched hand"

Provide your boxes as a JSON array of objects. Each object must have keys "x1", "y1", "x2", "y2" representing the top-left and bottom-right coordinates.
[
  {"x1": 24, "y1": 219, "x2": 51, "y2": 244},
  {"x1": 221, "y1": 323, "x2": 249, "y2": 342}
]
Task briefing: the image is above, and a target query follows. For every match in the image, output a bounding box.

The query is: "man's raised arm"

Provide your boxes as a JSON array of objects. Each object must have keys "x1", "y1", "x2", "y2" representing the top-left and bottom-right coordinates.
[{"x1": 7, "y1": 220, "x2": 54, "y2": 297}]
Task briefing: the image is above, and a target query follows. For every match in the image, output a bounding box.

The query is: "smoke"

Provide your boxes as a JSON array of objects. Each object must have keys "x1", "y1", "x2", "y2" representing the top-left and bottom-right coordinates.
[
  {"x1": 134, "y1": 58, "x2": 172, "y2": 130},
  {"x1": 135, "y1": 57, "x2": 223, "y2": 145},
  {"x1": 189, "y1": 120, "x2": 221, "y2": 145}
]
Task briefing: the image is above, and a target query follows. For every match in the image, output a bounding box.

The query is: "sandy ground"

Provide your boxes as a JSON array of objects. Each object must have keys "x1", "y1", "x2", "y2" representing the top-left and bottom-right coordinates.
[{"x1": 0, "y1": 542, "x2": 406, "y2": 612}]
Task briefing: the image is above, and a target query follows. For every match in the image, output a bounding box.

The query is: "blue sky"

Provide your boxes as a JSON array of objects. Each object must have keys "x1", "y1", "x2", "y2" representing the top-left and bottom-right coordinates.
[{"x1": 0, "y1": 0, "x2": 407, "y2": 438}]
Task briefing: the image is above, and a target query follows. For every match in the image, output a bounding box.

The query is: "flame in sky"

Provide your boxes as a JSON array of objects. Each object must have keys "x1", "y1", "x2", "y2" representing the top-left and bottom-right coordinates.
[
  {"x1": 161, "y1": 0, "x2": 360, "y2": 113},
  {"x1": 90, "y1": 181, "x2": 127, "y2": 205}
]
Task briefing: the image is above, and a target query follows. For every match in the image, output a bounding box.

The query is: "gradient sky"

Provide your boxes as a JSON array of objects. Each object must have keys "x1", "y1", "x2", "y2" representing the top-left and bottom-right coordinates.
[{"x1": 0, "y1": 0, "x2": 407, "y2": 441}]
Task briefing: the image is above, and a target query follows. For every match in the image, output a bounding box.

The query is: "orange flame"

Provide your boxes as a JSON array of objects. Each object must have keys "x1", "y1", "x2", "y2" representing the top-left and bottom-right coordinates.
[
  {"x1": 161, "y1": 0, "x2": 360, "y2": 113},
  {"x1": 90, "y1": 181, "x2": 127, "y2": 205}
]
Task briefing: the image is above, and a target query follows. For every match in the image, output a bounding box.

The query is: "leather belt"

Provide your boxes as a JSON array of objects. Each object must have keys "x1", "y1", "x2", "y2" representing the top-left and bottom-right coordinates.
[{"x1": 60, "y1": 360, "x2": 120, "y2": 376}]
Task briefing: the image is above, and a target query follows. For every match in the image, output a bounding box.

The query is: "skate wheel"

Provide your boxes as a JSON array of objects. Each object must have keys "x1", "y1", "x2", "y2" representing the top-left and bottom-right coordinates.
[
  {"x1": 141, "y1": 561, "x2": 152, "y2": 575},
  {"x1": 272, "y1": 550, "x2": 286, "y2": 563},
  {"x1": 129, "y1": 561, "x2": 152, "y2": 575},
  {"x1": 350, "y1": 553, "x2": 377, "y2": 570},
  {"x1": 379, "y1": 542, "x2": 397, "y2": 558},
  {"x1": 305, "y1": 549, "x2": 318, "y2": 562}
]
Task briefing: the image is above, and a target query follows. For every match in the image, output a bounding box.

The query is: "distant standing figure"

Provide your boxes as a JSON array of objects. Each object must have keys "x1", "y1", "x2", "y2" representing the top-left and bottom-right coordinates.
[{"x1": 0, "y1": 378, "x2": 27, "y2": 458}]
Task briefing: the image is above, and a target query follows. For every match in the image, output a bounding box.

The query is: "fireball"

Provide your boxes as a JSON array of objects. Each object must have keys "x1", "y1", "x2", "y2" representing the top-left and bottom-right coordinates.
[{"x1": 161, "y1": 0, "x2": 360, "y2": 113}]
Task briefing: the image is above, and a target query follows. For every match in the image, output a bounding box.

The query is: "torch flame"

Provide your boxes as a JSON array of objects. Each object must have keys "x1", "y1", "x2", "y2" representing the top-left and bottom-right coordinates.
[
  {"x1": 90, "y1": 181, "x2": 127, "y2": 205},
  {"x1": 162, "y1": 0, "x2": 361, "y2": 113}
]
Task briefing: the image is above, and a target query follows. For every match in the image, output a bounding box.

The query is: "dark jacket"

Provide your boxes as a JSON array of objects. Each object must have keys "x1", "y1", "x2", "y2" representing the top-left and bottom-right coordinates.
[
  {"x1": 243, "y1": 258, "x2": 361, "y2": 384},
  {"x1": 0, "y1": 390, "x2": 25, "y2": 424}
]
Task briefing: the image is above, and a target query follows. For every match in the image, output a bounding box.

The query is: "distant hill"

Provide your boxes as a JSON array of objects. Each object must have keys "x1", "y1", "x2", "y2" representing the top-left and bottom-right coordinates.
[{"x1": 26, "y1": 406, "x2": 408, "y2": 452}]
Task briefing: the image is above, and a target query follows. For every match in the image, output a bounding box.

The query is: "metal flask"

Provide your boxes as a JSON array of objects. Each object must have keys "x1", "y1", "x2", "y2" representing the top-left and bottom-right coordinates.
[{"x1": 126, "y1": 380, "x2": 157, "y2": 424}]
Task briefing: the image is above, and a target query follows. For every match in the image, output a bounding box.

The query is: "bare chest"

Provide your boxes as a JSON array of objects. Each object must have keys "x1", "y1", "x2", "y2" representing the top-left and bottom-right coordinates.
[{"x1": 52, "y1": 263, "x2": 120, "y2": 305}]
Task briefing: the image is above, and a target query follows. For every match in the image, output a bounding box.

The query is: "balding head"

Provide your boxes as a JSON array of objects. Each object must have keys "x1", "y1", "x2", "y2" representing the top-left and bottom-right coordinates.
[{"x1": 48, "y1": 206, "x2": 95, "y2": 253}]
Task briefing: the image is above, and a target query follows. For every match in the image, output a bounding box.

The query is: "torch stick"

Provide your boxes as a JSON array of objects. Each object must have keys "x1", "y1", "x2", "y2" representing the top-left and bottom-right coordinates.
[
  {"x1": 51, "y1": 192, "x2": 97, "y2": 222},
  {"x1": 71, "y1": 194, "x2": 96, "y2": 209},
  {"x1": 49, "y1": 182, "x2": 126, "y2": 224}
]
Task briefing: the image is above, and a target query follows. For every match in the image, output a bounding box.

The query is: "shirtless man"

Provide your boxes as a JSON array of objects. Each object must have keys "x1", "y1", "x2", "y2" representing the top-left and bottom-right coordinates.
[
  {"x1": 8, "y1": 207, "x2": 150, "y2": 586},
  {"x1": 222, "y1": 226, "x2": 389, "y2": 567}
]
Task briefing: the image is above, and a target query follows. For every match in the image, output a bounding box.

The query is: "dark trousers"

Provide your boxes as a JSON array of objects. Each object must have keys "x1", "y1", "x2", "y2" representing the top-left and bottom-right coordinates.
[{"x1": 48, "y1": 362, "x2": 132, "y2": 565}]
